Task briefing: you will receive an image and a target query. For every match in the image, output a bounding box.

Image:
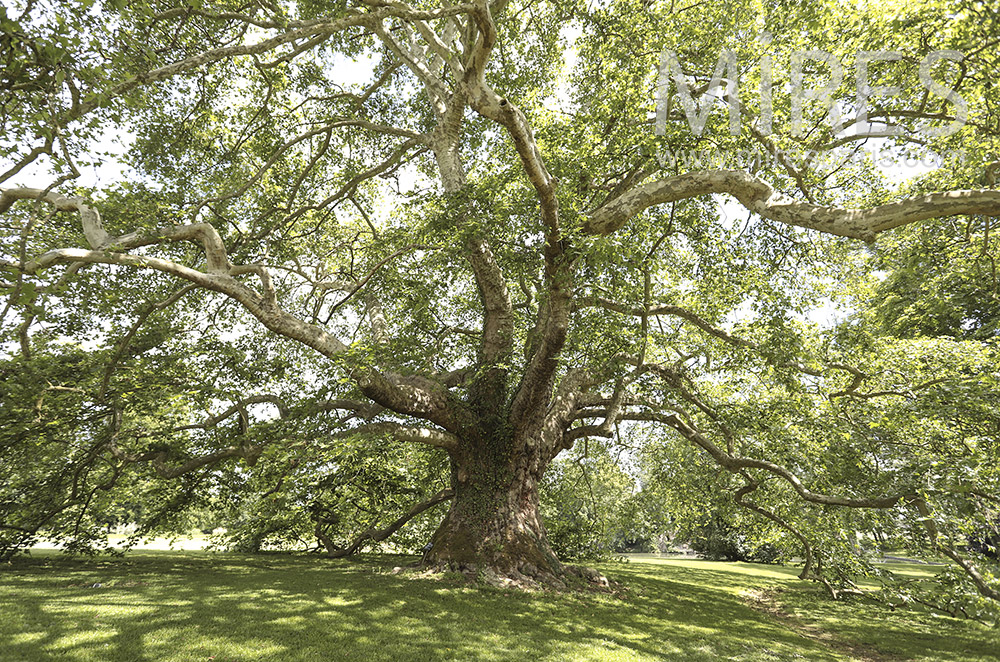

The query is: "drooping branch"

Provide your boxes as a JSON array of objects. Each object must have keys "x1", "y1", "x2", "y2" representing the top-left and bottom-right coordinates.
[
  {"x1": 285, "y1": 137, "x2": 428, "y2": 224},
  {"x1": 1, "y1": 191, "x2": 466, "y2": 433},
  {"x1": 620, "y1": 408, "x2": 913, "y2": 509},
  {"x1": 577, "y1": 295, "x2": 757, "y2": 351},
  {"x1": 321, "y1": 488, "x2": 454, "y2": 558},
  {"x1": 100, "y1": 284, "x2": 197, "y2": 400},
  {"x1": 577, "y1": 296, "x2": 868, "y2": 384},
  {"x1": 17, "y1": 245, "x2": 344, "y2": 353},
  {"x1": 585, "y1": 169, "x2": 1000, "y2": 241},
  {"x1": 0, "y1": 137, "x2": 55, "y2": 186},
  {"x1": 582, "y1": 394, "x2": 1000, "y2": 603},
  {"x1": 830, "y1": 377, "x2": 952, "y2": 400},
  {"x1": 320, "y1": 243, "x2": 437, "y2": 317},
  {"x1": 53, "y1": 13, "x2": 392, "y2": 135},
  {"x1": 565, "y1": 337, "x2": 1000, "y2": 604},
  {"x1": 734, "y1": 478, "x2": 814, "y2": 579},
  {"x1": 911, "y1": 496, "x2": 1000, "y2": 602},
  {"x1": 196, "y1": 121, "x2": 428, "y2": 212},
  {"x1": 1, "y1": 6, "x2": 454, "y2": 197}
]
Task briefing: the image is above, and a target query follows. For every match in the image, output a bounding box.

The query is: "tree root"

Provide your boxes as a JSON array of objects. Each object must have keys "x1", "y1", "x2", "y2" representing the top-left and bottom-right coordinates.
[{"x1": 407, "y1": 559, "x2": 621, "y2": 593}]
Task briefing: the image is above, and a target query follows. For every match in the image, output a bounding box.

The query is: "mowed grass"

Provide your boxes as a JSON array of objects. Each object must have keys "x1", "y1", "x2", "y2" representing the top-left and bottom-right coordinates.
[{"x1": 0, "y1": 552, "x2": 996, "y2": 662}]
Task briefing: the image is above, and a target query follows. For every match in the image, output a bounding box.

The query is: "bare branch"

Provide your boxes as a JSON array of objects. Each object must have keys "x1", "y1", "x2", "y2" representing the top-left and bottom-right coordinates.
[{"x1": 585, "y1": 169, "x2": 1000, "y2": 241}]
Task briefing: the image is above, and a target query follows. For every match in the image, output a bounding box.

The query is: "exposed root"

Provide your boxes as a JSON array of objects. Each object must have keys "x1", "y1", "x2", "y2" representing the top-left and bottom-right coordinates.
[{"x1": 397, "y1": 560, "x2": 622, "y2": 594}]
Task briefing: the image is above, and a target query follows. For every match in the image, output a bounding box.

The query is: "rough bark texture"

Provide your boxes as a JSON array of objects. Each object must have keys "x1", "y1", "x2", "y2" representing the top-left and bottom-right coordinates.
[{"x1": 424, "y1": 432, "x2": 562, "y2": 584}]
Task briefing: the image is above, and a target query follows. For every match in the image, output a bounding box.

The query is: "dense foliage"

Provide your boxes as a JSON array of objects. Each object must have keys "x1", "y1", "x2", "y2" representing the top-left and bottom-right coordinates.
[{"x1": 1, "y1": 0, "x2": 998, "y2": 612}]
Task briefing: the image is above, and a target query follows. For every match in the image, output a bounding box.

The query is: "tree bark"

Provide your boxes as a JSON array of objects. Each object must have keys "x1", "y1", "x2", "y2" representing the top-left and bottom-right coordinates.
[{"x1": 424, "y1": 432, "x2": 561, "y2": 582}]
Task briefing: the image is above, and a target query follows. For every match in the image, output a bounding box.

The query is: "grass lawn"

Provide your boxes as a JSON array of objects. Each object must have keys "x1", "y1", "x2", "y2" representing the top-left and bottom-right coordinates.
[{"x1": 0, "y1": 552, "x2": 996, "y2": 662}]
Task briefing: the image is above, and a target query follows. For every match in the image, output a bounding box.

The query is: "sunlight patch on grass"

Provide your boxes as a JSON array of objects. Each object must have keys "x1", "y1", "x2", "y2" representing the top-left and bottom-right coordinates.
[{"x1": 0, "y1": 552, "x2": 995, "y2": 662}]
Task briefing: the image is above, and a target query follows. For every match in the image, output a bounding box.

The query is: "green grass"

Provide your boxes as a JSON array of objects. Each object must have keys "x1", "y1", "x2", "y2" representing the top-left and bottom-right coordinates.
[{"x1": 0, "y1": 552, "x2": 996, "y2": 662}]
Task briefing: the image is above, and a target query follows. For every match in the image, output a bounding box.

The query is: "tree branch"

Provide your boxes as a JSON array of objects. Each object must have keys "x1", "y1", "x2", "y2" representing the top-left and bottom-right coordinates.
[
  {"x1": 334, "y1": 421, "x2": 460, "y2": 451},
  {"x1": 322, "y1": 488, "x2": 454, "y2": 558},
  {"x1": 1, "y1": 192, "x2": 464, "y2": 433},
  {"x1": 585, "y1": 169, "x2": 1000, "y2": 241}
]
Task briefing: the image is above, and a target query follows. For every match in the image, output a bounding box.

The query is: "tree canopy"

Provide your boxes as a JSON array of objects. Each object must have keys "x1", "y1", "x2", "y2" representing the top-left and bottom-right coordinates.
[{"x1": 1, "y1": 0, "x2": 998, "y2": 608}]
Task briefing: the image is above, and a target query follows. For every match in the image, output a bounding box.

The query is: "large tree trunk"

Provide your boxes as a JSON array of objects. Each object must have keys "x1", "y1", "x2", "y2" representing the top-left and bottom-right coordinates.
[{"x1": 424, "y1": 433, "x2": 562, "y2": 584}]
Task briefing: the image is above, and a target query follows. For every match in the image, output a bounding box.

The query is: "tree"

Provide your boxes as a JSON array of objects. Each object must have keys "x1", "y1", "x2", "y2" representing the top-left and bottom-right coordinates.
[
  {"x1": 540, "y1": 440, "x2": 651, "y2": 559},
  {"x1": 1, "y1": 0, "x2": 999, "y2": 596}
]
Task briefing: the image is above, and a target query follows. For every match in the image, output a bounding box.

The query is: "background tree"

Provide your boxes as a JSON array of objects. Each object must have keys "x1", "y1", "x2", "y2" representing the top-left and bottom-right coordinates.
[{"x1": 540, "y1": 440, "x2": 652, "y2": 560}]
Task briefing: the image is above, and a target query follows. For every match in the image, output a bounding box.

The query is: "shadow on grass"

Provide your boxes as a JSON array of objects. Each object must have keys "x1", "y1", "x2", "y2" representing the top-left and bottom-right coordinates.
[{"x1": 0, "y1": 552, "x2": 995, "y2": 662}]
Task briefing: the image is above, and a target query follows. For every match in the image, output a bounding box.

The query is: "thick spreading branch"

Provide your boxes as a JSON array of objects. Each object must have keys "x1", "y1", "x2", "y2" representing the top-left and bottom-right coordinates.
[
  {"x1": 0, "y1": 190, "x2": 464, "y2": 433},
  {"x1": 333, "y1": 421, "x2": 460, "y2": 451},
  {"x1": 110, "y1": 442, "x2": 264, "y2": 480},
  {"x1": 370, "y1": 2, "x2": 516, "y2": 416},
  {"x1": 585, "y1": 169, "x2": 1000, "y2": 241}
]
